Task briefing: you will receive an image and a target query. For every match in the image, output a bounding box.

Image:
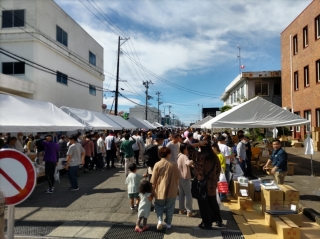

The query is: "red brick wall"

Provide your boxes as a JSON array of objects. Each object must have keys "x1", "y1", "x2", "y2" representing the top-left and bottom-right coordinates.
[{"x1": 281, "y1": 0, "x2": 320, "y2": 139}]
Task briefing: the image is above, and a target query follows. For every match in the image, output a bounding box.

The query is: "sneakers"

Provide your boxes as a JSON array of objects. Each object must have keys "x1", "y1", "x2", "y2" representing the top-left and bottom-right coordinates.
[
  {"x1": 69, "y1": 187, "x2": 79, "y2": 191},
  {"x1": 166, "y1": 224, "x2": 171, "y2": 229},
  {"x1": 187, "y1": 212, "x2": 198, "y2": 217},
  {"x1": 45, "y1": 189, "x2": 54, "y2": 194},
  {"x1": 179, "y1": 209, "x2": 187, "y2": 215},
  {"x1": 156, "y1": 223, "x2": 162, "y2": 231},
  {"x1": 130, "y1": 206, "x2": 135, "y2": 210}
]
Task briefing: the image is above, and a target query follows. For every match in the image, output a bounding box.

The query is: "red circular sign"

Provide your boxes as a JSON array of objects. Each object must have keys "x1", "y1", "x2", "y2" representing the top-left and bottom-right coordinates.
[{"x1": 0, "y1": 149, "x2": 36, "y2": 205}]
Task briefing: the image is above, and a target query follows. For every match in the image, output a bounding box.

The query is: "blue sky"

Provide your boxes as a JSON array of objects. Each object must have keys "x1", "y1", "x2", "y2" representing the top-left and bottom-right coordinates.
[{"x1": 55, "y1": 0, "x2": 312, "y2": 124}]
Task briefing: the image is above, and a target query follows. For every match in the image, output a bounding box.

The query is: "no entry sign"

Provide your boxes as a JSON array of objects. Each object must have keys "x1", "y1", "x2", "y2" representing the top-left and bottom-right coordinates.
[{"x1": 0, "y1": 149, "x2": 36, "y2": 205}]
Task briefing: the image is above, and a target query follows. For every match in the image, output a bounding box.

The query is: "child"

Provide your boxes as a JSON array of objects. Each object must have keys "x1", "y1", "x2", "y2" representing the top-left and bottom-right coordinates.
[
  {"x1": 125, "y1": 163, "x2": 147, "y2": 210},
  {"x1": 135, "y1": 180, "x2": 154, "y2": 232}
]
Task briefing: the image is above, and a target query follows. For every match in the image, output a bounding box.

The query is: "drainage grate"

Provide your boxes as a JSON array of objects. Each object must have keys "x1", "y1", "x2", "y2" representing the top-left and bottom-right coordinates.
[
  {"x1": 221, "y1": 230, "x2": 244, "y2": 239},
  {"x1": 103, "y1": 224, "x2": 165, "y2": 239},
  {"x1": 7, "y1": 220, "x2": 63, "y2": 236}
]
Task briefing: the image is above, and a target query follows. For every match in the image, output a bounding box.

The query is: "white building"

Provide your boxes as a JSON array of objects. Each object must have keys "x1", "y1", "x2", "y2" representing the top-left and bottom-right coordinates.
[
  {"x1": 0, "y1": 0, "x2": 104, "y2": 111},
  {"x1": 129, "y1": 105, "x2": 160, "y2": 123},
  {"x1": 220, "y1": 71, "x2": 282, "y2": 107}
]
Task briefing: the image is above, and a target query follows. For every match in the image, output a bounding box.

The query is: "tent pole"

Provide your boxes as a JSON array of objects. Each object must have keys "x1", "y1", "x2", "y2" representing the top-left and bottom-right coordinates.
[{"x1": 311, "y1": 154, "x2": 314, "y2": 177}]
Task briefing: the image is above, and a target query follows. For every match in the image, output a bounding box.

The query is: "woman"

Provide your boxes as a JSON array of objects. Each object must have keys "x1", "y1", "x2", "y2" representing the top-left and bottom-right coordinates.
[
  {"x1": 145, "y1": 131, "x2": 154, "y2": 146},
  {"x1": 192, "y1": 136, "x2": 222, "y2": 229},
  {"x1": 212, "y1": 142, "x2": 227, "y2": 201},
  {"x1": 151, "y1": 147, "x2": 180, "y2": 230},
  {"x1": 27, "y1": 135, "x2": 36, "y2": 152},
  {"x1": 177, "y1": 143, "x2": 197, "y2": 217}
]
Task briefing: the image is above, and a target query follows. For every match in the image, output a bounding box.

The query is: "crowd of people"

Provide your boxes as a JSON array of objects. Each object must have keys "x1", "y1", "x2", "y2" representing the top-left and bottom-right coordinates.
[{"x1": 0, "y1": 126, "x2": 288, "y2": 232}]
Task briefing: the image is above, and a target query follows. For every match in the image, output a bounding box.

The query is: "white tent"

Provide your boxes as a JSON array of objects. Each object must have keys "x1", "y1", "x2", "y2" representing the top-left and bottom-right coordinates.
[
  {"x1": 143, "y1": 120, "x2": 156, "y2": 129},
  {"x1": 103, "y1": 114, "x2": 137, "y2": 130},
  {"x1": 201, "y1": 97, "x2": 310, "y2": 128},
  {"x1": 61, "y1": 106, "x2": 122, "y2": 130},
  {"x1": 127, "y1": 117, "x2": 153, "y2": 129},
  {"x1": 0, "y1": 94, "x2": 85, "y2": 132},
  {"x1": 152, "y1": 122, "x2": 163, "y2": 128},
  {"x1": 191, "y1": 116, "x2": 213, "y2": 128}
]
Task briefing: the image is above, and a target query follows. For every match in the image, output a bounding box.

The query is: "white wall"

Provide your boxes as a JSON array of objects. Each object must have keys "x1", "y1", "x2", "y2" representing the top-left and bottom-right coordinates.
[
  {"x1": 129, "y1": 106, "x2": 160, "y2": 123},
  {"x1": 0, "y1": 0, "x2": 104, "y2": 112}
]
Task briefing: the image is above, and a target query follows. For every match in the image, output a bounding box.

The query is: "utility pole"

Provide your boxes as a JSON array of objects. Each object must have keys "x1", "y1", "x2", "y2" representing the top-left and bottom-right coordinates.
[
  {"x1": 237, "y1": 45, "x2": 242, "y2": 76},
  {"x1": 156, "y1": 92, "x2": 162, "y2": 123},
  {"x1": 172, "y1": 114, "x2": 175, "y2": 126},
  {"x1": 115, "y1": 36, "x2": 129, "y2": 116},
  {"x1": 143, "y1": 81, "x2": 153, "y2": 120},
  {"x1": 163, "y1": 107, "x2": 166, "y2": 125},
  {"x1": 168, "y1": 105, "x2": 172, "y2": 125}
]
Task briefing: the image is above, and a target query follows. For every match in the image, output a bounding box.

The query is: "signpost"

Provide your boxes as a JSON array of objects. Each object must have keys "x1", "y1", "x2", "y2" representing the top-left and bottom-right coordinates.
[{"x1": 0, "y1": 149, "x2": 36, "y2": 239}]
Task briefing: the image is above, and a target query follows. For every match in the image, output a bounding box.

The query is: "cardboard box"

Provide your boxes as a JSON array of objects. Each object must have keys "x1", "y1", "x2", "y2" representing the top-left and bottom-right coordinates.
[
  {"x1": 238, "y1": 196, "x2": 253, "y2": 210},
  {"x1": 262, "y1": 188, "x2": 284, "y2": 202},
  {"x1": 254, "y1": 191, "x2": 261, "y2": 201},
  {"x1": 262, "y1": 200, "x2": 284, "y2": 212},
  {"x1": 278, "y1": 185, "x2": 300, "y2": 202},
  {"x1": 271, "y1": 217, "x2": 300, "y2": 239},
  {"x1": 312, "y1": 132, "x2": 320, "y2": 141},
  {"x1": 312, "y1": 127, "x2": 320, "y2": 132},
  {"x1": 233, "y1": 181, "x2": 255, "y2": 199},
  {"x1": 287, "y1": 163, "x2": 294, "y2": 175},
  {"x1": 265, "y1": 213, "x2": 303, "y2": 227}
]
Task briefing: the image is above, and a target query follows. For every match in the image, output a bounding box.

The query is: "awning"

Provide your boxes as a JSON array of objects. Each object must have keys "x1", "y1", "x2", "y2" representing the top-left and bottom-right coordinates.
[
  {"x1": 152, "y1": 122, "x2": 163, "y2": 128},
  {"x1": 143, "y1": 120, "x2": 156, "y2": 129},
  {"x1": 0, "y1": 94, "x2": 85, "y2": 132},
  {"x1": 127, "y1": 117, "x2": 154, "y2": 129},
  {"x1": 61, "y1": 106, "x2": 122, "y2": 130},
  {"x1": 191, "y1": 116, "x2": 213, "y2": 128},
  {"x1": 103, "y1": 114, "x2": 137, "y2": 130},
  {"x1": 201, "y1": 97, "x2": 310, "y2": 128}
]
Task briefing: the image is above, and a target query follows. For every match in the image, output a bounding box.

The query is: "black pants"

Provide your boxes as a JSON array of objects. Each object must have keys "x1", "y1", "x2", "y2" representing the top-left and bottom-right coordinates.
[
  {"x1": 96, "y1": 153, "x2": 104, "y2": 169},
  {"x1": 84, "y1": 156, "x2": 91, "y2": 170},
  {"x1": 91, "y1": 155, "x2": 97, "y2": 169},
  {"x1": 45, "y1": 161, "x2": 56, "y2": 189},
  {"x1": 245, "y1": 158, "x2": 252, "y2": 177},
  {"x1": 106, "y1": 150, "x2": 115, "y2": 168},
  {"x1": 197, "y1": 195, "x2": 222, "y2": 227},
  {"x1": 134, "y1": 150, "x2": 140, "y2": 165}
]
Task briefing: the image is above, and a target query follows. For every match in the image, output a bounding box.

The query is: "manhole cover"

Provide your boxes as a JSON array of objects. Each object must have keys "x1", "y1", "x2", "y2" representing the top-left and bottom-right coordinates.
[
  {"x1": 5, "y1": 220, "x2": 63, "y2": 236},
  {"x1": 221, "y1": 230, "x2": 244, "y2": 239},
  {"x1": 103, "y1": 224, "x2": 166, "y2": 239}
]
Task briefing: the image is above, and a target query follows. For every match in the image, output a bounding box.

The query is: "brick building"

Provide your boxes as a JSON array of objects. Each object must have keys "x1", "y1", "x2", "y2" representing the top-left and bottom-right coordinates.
[{"x1": 281, "y1": 0, "x2": 320, "y2": 139}]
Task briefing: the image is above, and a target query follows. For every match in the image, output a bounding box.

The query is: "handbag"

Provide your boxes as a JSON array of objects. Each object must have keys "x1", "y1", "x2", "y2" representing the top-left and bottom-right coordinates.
[{"x1": 191, "y1": 162, "x2": 216, "y2": 199}]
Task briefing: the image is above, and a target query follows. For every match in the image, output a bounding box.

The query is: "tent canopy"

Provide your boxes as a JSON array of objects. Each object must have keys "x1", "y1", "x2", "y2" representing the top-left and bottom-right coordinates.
[
  {"x1": 143, "y1": 120, "x2": 156, "y2": 129},
  {"x1": 201, "y1": 97, "x2": 310, "y2": 128},
  {"x1": 61, "y1": 106, "x2": 122, "y2": 130},
  {"x1": 103, "y1": 114, "x2": 137, "y2": 130},
  {"x1": 127, "y1": 117, "x2": 153, "y2": 129},
  {"x1": 0, "y1": 94, "x2": 85, "y2": 132},
  {"x1": 152, "y1": 122, "x2": 163, "y2": 128},
  {"x1": 191, "y1": 116, "x2": 214, "y2": 128}
]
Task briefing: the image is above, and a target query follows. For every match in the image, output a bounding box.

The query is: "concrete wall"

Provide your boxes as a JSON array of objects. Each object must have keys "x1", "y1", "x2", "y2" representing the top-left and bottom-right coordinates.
[
  {"x1": 281, "y1": 0, "x2": 320, "y2": 138},
  {"x1": 129, "y1": 106, "x2": 160, "y2": 123},
  {"x1": 0, "y1": 0, "x2": 104, "y2": 111}
]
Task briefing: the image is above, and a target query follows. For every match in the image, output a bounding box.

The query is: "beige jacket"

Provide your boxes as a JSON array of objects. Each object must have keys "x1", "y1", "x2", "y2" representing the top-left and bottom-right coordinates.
[{"x1": 151, "y1": 158, "x2": 180, "y2": 199}]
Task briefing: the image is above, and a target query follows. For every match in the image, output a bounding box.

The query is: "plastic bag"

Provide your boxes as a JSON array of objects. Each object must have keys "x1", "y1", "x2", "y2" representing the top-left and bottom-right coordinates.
[
  {"x1": 216, "y1": 189, "x2": 221, "y2": 205},
  {"x1": 54, "y1": 167, "x2": 60, "y2": 183},
  {"x1": 235, "y1": 163, "x2": 244, "y2": 176}
]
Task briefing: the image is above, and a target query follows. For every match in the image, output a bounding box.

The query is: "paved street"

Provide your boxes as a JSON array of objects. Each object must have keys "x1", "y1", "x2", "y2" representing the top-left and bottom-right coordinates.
[{"x1": 6, "y1": 163, "x2": 239, "y2": 239}]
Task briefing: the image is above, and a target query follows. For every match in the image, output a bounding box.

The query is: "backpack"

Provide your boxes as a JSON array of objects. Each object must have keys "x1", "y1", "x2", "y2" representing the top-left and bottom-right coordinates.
[{"x1": 144, "y1": 145, "x2": 159, "y2": 167}]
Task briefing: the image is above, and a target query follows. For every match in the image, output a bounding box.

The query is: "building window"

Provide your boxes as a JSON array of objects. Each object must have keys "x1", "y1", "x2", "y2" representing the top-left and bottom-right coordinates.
[
  {"x1": 316, "y1": 59, "x2": 320, "y2": 83},
  {"x1": 89, "y1": 85, "x2": 96, "y2": 96},
  {"x1": 316, "y1": 109, "x2": 320, "y2": 127},
  {"x1": 304, "y1": 110, "x2": 311, "y2": 132},
  {"x1": 316, "y1": 15, "x2": 320, "y2": 39},
  {"x1": 293, "y1": 35, "x2": 298, "y2": 55},
  {"x1": 240, "y1": 86, "x2": 244, "y2": 96},
  {"x1": 294, "y1": 112, "x2": 300, "y2": 132},
  {"x1": 2, "y1": 10, "x2": 25, "y2": 28},
  {"x1": 254, "y1": 82, "x2": 269, "y2": 96},
  {"x1": 56, "y1": 71, "x2": 68, "y2": 85},
  {"x1": 2, "y1": 62, "x2": 25, "y2": 74},
  {"x1": 303, "y1": 26, "x2": 308, "y2": 48},
  {"x1": 233, "y1": 92, "x2": 236, "y2": 103},
  {"x1": 274, "y1": 82, "x2": 281, "y2": 95},
  {"x1": 294, "y1": 71, "x2": 299, "y2": 90},
  {"x1": 56, "y1": 25, "x2": 68, "y2": 47},
  {"x1": 304, "y1": 66, "x2": 309, "y2": 87},
  {"x1": 89, "y1": 51, "x2": 96, "y2": 66}
]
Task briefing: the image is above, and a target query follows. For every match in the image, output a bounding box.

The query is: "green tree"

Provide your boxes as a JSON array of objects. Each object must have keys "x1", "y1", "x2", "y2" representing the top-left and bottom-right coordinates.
[{"x1": 220, "y1": 105, "x2": 232, "y2": 113}]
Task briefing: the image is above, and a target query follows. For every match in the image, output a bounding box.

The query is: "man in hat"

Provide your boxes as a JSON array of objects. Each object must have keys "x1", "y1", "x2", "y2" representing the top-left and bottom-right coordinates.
[{"x1": 41, "y1": 134, "x2": 59, "y2": 194}]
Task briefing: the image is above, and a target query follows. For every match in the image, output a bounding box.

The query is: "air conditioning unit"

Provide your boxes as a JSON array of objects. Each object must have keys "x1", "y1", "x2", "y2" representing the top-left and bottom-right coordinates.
[{"x1": 282, "y1": 107, "x2": 291, "y2": 111}]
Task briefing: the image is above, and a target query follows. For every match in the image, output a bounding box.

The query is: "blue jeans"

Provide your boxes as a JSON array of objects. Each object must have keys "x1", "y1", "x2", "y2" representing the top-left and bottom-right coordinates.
[
  {"x1": 220, "y1": 164, "x2": 230, "y2": 200},
  {"x1": 68, "y1": 165, "x2": 79, "y2": 189},
  {"x1": 155, "y1": 198, "x2": 176, "y2": 225}
]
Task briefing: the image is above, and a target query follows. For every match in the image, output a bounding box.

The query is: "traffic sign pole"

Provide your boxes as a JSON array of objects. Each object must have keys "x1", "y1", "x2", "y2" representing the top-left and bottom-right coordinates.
[{"x1": 7, "y1": 205, "x2": 15, "y2": 239}]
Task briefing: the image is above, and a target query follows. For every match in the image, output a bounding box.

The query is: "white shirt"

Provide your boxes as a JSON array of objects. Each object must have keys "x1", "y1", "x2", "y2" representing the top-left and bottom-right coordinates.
[
  {"x1": 218, "y1": 142, "x2": 231, "y2": 164},
  {"x1": 15, "y1": 139, "x2": 24, "y2": 153},
  {"x1": 131, "y1": 135, "x2": 140, "y2": 151},
  {"x1": 105, "y1": 135, "x2": 116, "y2": 150},
  {"x1": 97, "y1": 137, "x2": 106, "y2": 154}
]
